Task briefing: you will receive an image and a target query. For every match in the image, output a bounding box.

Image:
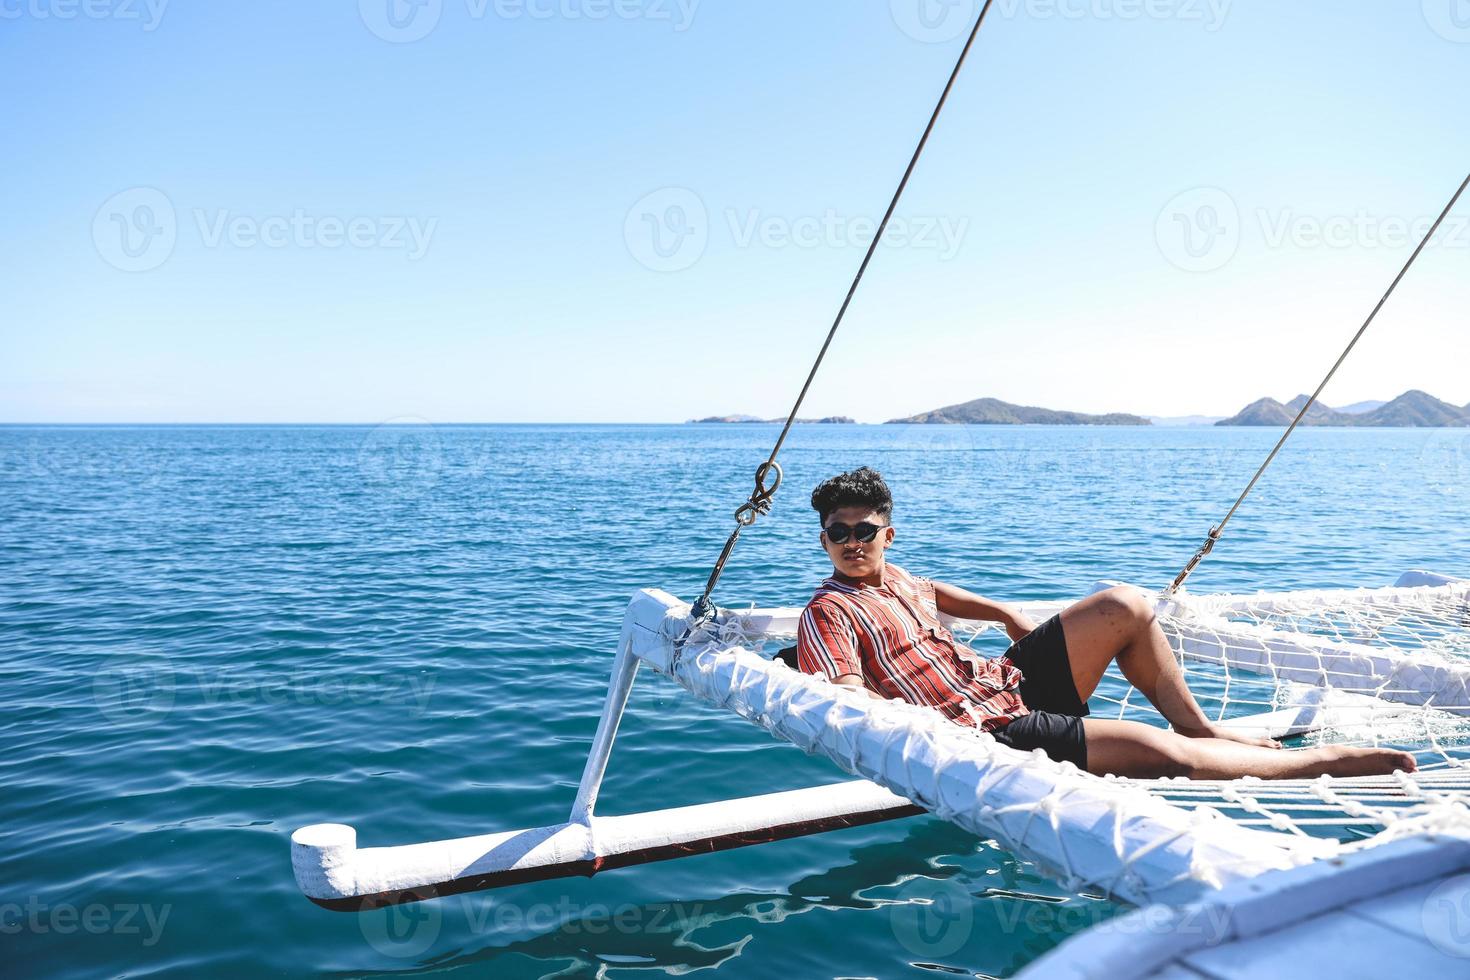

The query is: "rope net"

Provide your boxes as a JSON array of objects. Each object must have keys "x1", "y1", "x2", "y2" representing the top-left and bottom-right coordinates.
[
  {"x1": 951, "y1": 580, "x2": 1470, "y2": 841},
  {"x1": 664, "y1": 577, "x2": 1470, "y2": 899}
]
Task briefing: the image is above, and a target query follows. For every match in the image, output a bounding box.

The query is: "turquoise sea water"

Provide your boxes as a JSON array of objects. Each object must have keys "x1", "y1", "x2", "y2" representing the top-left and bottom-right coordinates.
[{"x1": 4, "y1": 423, "x2": 1468, "y2": 979}]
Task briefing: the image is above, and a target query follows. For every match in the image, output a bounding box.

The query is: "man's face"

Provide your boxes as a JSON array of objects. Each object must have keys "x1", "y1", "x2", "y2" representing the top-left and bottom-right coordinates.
[{"x1": 820, "y1": 505, "x2": 894, "y2": 580}]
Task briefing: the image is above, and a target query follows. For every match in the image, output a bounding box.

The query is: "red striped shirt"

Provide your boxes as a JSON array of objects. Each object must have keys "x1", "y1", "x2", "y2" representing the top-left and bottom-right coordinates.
[{"x1": 796, "y1": 562, "x2": 1028, "y2": 731}]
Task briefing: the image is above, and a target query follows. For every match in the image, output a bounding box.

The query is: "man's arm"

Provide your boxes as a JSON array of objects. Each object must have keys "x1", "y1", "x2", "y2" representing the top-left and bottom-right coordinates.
[
  {"x1": 932, "y1": 580, "x2": 1038, "y2": 642},
  {"x1": 798, "y1": 601, "x2": 883, "y2": 698}
]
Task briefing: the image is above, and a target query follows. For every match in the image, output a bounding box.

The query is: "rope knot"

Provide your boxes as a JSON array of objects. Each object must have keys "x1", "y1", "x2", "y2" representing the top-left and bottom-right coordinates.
[{"x1": 734, "y1": 461, "x2": 783, "y2": 526}]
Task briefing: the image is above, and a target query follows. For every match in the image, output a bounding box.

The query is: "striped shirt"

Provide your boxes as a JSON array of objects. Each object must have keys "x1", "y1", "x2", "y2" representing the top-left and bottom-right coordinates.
[{"x1": 796, "y1": 562, "x2": 1028, "y2": 732}]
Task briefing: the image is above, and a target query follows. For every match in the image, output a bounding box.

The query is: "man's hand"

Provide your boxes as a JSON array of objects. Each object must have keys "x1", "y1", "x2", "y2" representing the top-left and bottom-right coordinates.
[
  {"x1": 833, "y1": 673, "x2": 885, "y2": 699},
  {"x1": 1004, "y1": 613, "x2": 1038, "y2": 643}
]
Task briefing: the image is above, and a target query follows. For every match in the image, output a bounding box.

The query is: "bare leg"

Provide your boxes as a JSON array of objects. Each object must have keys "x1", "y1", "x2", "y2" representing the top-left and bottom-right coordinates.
[
  {"x1": 1082, "y1": 718, "x2": 1416, "y2": 780},
  {"x1": 1058, "y1": 586, "x2": 1277, "y2": 748}
]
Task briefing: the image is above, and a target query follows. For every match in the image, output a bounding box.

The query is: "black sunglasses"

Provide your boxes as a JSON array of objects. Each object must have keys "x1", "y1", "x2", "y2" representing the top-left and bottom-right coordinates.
[{"x1": 823, "y1": 521, "x2": 887, "y2": 544}]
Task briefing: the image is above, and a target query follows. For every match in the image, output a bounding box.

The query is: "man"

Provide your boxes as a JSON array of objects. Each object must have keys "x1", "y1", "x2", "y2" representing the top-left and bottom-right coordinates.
[{"x1": 796, "y1": 467, "x2": 1416, "y2": 779}]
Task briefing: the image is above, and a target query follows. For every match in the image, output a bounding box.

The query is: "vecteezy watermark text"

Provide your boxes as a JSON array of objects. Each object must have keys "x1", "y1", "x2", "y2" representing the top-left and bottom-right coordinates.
[
  {"x1": 1256, "y1": 208, "x2": 1470, "y2": 251},
  {"x1": 624, "y1": 187, "x2": 970, "y2": 272},
  {"x1": 92, "y1": 187, "x2": 437, "y2": 272},
  {"x1": 0, "y1": 0, "x2": 168, "y2": 29},
  {"x1": 726, "y1": 209, "x2": 968, "y2": 257},
  {"x1": 360, "y1": 893, "x2": 708, "y2": 958},
  {"x1": 889, "y1": 878, "x2": 1234, "y2": 959},
  {"x1": 890, "y1": 0, "x2": 1232, "y2": 43},
  {"x1": 1, "y1": 899, "x2": 171, "y2": 947},
  {"x1": 193, "y1": 209, "x2": 436, "y2": 259},
  {"x1": 993, "y1": 894, "x2": 1228, "y2": 942},
  {"x1": 359, "y1": 0, "x2": 699, "y2": 43},
  {"x1": 92, "y1": 654, "x2": 438, "y2": 726}
]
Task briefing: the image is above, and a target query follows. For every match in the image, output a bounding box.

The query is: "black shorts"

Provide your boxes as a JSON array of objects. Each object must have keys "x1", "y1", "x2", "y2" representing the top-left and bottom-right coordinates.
[{"x1": 989, "y1": 615, "x2": 1090, "y2": 770}]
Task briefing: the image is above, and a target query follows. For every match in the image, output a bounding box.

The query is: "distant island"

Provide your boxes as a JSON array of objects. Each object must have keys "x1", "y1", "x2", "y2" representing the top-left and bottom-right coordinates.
[
  {"x1": 690, "y1": 415, "x2": 855, "y2": 424},
  {"x1": 1216, "y1": 390, "x2": 1470, "y2": 427},
  {"x1": 688, "y1": 390, "x2": 1469, "y2": 427},
  {"x1": 888, "y1": 397, "x2": 1150, "y2": 426}
]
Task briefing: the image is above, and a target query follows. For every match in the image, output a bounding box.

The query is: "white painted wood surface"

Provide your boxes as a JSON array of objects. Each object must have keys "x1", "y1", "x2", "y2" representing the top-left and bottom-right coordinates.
[{"x1": 1018, "y1": 832, "x2": 1470, "y2": 980}]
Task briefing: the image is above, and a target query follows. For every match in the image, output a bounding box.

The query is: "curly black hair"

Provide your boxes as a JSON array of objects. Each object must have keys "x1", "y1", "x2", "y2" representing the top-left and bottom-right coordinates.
[{"x1": 810, "y1": 467, "x2": 893, "y2": 525}]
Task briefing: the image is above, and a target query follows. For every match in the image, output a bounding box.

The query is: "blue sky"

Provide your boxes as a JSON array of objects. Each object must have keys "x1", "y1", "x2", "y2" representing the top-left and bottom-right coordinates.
[{"x1": 3, "y1": 1, "x2": 1468, "y2": 423}]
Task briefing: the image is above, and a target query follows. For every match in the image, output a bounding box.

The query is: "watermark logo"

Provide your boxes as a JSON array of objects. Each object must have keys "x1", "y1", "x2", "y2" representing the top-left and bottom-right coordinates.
[
  {"x1": 1155, "y1": 187, "x2": 1240, "y2": 273},
  {"x1": 357, "y1": 417, "x2": 447, "y2": 497},
  {"x1": 1423, "y1": 873, "x2": 1470, "y2": 957},
  {"x1": 93, "y1": 653, "x2": 177, "y2": 726},
  {"x1": 360, "y1": 898, "x2": 443, "y2": 958},
  {"x1": 1423, "y1": 0, "x2": 1470, "y2": 43},
  {"x1": 890, "y1": 878, "x2": 974, "y2": 958},
  {"x1": 0, "y1": 0, "x2": 169, "y2": 30},
  {"x1": 624, "y1": 187, "x2": 709, "y2": 273},
  {"x1": 891, "y1": 0, "x2": 980, "y2": 43},
  {"x1": 92, "y1": 187, "x2": 177, "y2": 273},
  {"x1": 359, "y1": 0, "x2": 443, "y2": 43}
]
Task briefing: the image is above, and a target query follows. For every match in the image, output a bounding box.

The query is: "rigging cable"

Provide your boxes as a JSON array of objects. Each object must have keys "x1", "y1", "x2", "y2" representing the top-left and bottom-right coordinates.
[
  {"x1": 688, "y1": 0, "x2": 999, "y2": 624},
  {"x1": 1165, "y1": 170, "x2": 1470, "y2": 597}
]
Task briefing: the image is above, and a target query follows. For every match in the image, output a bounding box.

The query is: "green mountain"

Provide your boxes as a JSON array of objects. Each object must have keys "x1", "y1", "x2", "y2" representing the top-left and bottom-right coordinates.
[
  {"x1": 1368, "y1": 390, "x2": 1470, "y2": 426},
  {"x1": 1283, "y1": 394, "x2": 1343, "y2": 422},
  {"x1": 1217, "y1": 390, "x2": 1470, "y2": 427},
  {"x1": 1223, "y1": 397, "x2": 1297, "y2": 426},
  {"x1": 888, "y1": 397, "x2": 1150, "y2": 426}
]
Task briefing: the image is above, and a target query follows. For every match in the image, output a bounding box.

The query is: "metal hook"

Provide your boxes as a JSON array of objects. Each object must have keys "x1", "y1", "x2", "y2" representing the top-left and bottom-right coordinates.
[{"x1": 735, "y1": 461, "x2": 783, "y2": 526}]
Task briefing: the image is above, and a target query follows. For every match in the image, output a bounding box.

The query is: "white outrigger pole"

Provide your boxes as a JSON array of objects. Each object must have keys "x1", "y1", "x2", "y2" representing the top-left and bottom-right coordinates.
[{"x1": 291, "y1": 601, "x2": 922, "y2": 911}]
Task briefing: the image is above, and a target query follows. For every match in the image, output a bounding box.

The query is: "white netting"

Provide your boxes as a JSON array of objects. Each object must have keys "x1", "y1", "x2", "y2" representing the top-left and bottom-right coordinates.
[
  {"x1": 641, "y1": 578, "x2": 1470, "y2": 897},
  {"x1": 951, "y1": 581, "x2": 1470, "y2": 840},
  {"x1": 1137, "y1": 581, "x2": 1470, "y2": 840}
]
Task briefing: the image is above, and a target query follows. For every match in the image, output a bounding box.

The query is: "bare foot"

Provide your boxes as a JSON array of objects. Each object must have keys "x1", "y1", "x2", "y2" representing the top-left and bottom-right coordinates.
[
  {"x1": 1178, "y1": 725, "x2": 1281, "y2": 750},
  {"x1": 1321, "y1": 746, "x2": 1418, "y2": 777}
]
